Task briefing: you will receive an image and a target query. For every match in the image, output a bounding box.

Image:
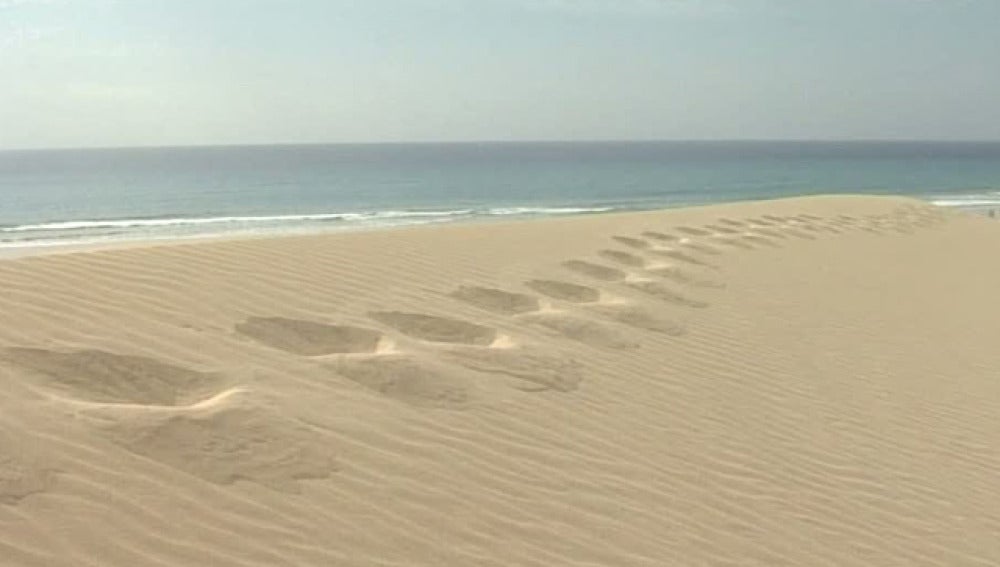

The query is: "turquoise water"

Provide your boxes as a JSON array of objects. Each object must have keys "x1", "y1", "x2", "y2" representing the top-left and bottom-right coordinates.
[{"x1": 2, "y1": 141, "x2": 999, "y2": 250}]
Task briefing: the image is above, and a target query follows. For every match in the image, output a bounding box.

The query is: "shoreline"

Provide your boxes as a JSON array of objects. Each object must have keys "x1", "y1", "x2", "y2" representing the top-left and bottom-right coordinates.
[{"x1": 0, "y1": 193, "x2": 979, "y2": 261}]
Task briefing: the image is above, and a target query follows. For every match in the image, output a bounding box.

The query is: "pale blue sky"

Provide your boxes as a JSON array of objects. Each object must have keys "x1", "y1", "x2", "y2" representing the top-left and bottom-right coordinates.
[{"x1": 1, "y1": 0, "x2": 997, "y2": 149}]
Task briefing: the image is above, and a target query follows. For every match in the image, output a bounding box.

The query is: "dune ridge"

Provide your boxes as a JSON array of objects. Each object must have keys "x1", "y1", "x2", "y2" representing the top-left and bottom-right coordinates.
[{"x1": 1, "y1": 195, "x2": 999, "y2": 565}]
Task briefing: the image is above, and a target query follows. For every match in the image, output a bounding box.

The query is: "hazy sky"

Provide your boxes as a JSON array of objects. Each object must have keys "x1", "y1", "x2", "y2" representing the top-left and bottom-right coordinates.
[{"x1": 1, "y1": 0, "x2": 998, "y2": 149}]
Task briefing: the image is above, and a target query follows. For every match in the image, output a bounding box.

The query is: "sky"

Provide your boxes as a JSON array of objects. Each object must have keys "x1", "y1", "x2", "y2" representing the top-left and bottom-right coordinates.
[{"x1": 1, "y1": 0, "x2": 998, "y2": 149}]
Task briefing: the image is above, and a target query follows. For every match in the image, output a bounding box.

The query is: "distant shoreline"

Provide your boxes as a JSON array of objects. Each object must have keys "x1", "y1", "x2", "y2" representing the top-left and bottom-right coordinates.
[
  {"x1": 2, "y1": 193, "x2": 975, "y2": 261},
  {"x1": 4, "y1": 140, "x2": 999, "y2": 257}
]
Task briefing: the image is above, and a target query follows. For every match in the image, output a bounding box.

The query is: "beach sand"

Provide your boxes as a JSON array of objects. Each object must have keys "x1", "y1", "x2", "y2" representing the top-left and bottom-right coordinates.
[{"x1": 1, "y1": 195, "x2": 999, "y2": 566}]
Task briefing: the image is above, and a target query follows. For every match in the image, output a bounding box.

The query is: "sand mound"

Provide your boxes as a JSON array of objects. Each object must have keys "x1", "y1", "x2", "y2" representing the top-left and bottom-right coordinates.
[
  {"x1": 588, "y1": 304, "x2": 687, "y2": 335},
  {"x1": 443, "y1": 346, "x2": 583, "y2": 392},
  {"x1": 108, "y1": 406, "x2": 335, "y2": 491},
  {"x1": 647, "y1": 266, "x2": 726, "y2": 289},
  {"x1": 625, "y1": 280, "x2": 710, "y2": 308},
  {"x1": 333, "y1": 355, "x2": 471, "y2": 408},
  {"x1": 520, "y1": 312, "x2": 639, "y2": 349}
]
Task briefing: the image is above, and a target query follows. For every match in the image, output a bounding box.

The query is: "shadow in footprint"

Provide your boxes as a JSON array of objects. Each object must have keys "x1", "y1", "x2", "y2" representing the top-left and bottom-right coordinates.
[
  {"x1": 2, "y1": 348, "x2": 223, "y2": 406},
  {"x1": 649, "y1": 249, "x2": 716, "y2": 268},
  {"x1": 334, "y1": 355, "x2": 471, "y2": 409},
  {"x1": 525, "y1": 279, "x2": 600, "y2": 303},
  {"x1": 369, "y1": 312, "x2": 497, "y2": 346},
  {"x1": 642, "y1": 231, "x2": 679, "y2": 242},
  {"x1": 611, "y1": 236, "x2": 650, "y2": 249},
  {"x1": 681, "y1": 242, "x2": 722, "y2": 255},
  {"x1": 443, "y1": 347, "x2": 583, "y2": 392},
  {"x1": 449, "y1": 286, "x2": 540, "y2": 315},
  {"x1": 676, "y1": 226, "x2": 711, "y2": 236},
  {"x1": 625, "y1": 281, "x2": 709, "y2": 308},
  {"x1": 520, "y1": 313, "x2": 639, "y2": 349},
  {"x1": 715, "y1": 237, "x2": 755, "y2": 250},
  {"x1": 783, "y1": 228, "x2": 817, "y2": 240},
  {"x1": 750, "y1": 228, "x2": 787, "y2": 239},
  {"x1": 599, "y1": 249, "x2": 646, "y2": 267},
  {"x1": 562, "y1": 260, "x2": 626, "y2": 282},
  {"x1": 705, "y1": 224, "x2": 740, "y2": 235},
  {"x1": 647, "y1": 267, "x2": 726, "y2": 289},
  {"x1": 587, "y1": 305, "x2": 686, "y2": 336},
  {"x1": 236, "y1": 317, "x2": 382, "y2": 356},
  {"x1": 743, "y1": 234, "x2": 781, "y2": 247}
]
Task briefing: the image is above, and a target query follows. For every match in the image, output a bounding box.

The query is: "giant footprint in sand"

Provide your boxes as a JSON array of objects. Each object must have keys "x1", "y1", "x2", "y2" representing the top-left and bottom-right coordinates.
[{"x1": 0, "y1": 347, "x2": 336, "y2": 492}]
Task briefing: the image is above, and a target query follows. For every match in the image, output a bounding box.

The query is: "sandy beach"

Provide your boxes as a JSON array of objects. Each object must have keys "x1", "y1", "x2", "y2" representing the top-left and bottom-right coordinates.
[{"x1": 1, "y1": 194, "x2": 999, "y2": 566}]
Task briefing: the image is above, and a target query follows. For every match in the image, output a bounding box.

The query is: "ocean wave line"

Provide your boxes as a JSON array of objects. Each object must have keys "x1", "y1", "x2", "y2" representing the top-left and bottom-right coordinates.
[
  {"x1": 0, "y1": 206, "x2": 616, "y2": 234},
  {"x1": 930, "y1": 198, "x2": 1000, "y2": 208}
]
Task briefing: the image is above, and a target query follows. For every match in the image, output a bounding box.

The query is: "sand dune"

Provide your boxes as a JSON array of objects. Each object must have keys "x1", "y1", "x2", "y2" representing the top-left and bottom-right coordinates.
[{"x1": 2, "y1": 196, "x2": 1000, "y2": 565}]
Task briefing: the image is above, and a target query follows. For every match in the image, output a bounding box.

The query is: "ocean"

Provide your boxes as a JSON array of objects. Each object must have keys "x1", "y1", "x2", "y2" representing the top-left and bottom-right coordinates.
[{"x1": 2, "y1": 141, "x2": 999, "y2": 251}]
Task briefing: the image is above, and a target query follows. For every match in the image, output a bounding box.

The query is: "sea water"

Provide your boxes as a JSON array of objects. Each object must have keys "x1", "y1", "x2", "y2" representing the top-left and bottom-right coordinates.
[{"x1": 2, "y1": 141, "x2": 999, "y2": 250}]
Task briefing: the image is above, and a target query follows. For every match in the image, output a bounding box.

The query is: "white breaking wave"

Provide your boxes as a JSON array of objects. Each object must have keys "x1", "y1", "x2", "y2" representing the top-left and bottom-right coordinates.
[
  {"x1": 485, "y1": 206, "x2": 614, "y2": 216},
  {"x1": 0, "y1": 204, "x2": 623, "y2": 251},
  {"x1": 2, "y1": 213, "x2": 359, "y2": 232},
  {"x1": 0, "y1": 210, "x2": 478, "y2": 233},
  {"x1": 1, "y1": 206, "x2": 616, "y2": 234},
  {"x1": 368, "y1": 209, "x2": 473, "y2": 219},
  {"x1": 930, "y1": 196, "x2": 1000, "y2": 208}
]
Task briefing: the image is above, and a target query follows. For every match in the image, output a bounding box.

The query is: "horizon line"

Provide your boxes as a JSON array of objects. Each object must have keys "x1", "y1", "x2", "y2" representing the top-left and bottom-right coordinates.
[{"x1": 3, "y1": 138, "x2": 1000, "y2": 153}]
